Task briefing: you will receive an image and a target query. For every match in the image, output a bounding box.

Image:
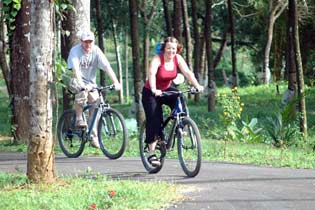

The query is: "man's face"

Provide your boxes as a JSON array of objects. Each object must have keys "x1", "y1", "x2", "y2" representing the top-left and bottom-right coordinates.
[{"x1": 81, "y1": 40, "x2": 93, "y2": 53}]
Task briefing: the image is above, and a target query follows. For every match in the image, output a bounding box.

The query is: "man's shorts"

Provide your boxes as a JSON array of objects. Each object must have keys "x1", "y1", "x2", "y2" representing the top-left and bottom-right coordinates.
[{"x1": 75, "y1": 89, "x2": 99, "y2": 107}]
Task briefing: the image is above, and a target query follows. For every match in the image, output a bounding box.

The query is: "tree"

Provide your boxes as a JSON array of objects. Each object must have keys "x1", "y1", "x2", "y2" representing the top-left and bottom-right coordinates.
[
  {"x1": 227, "y1": 0, "x2": 237, "y2": 87},
  {"x1": 10, "y1": 0, "x2": 31, "y2": 142},
  {"x1": 162, "y1": 0, "x2": 172, "y2": 36},
  {"x1": 95, "y1": 0, "x2": 106, "y2": 88},
  {"x1": 173, "y1": 0, "x2": 182, "y2": 41},
  {"x1": 263, "y1": 0, "x2": 287, "y2": 84},
  {"x1": 182, "y1": 0, "x2": 192, "y2": 70},
  {"x1": 139, "y1": 0, "x2": 159, "y2": 82},
  {"x1": 28, "y1": 0, "x2": 56, "y2": 183},
  {"x1": 204, "y1": 0, "x2": 215, "y2": 112},
  {"x1": 129, "y1": 0, "x2": 145, "y2": 126},
  {"x1": 191, "y1": 0, "x2": 202, "y2": 102},
  {"x1": 289, "y1": 0, "x2": 307, "y2": 137},
  {"x1": 0, "y1": 1, "x2": 11, "y2": 95}
]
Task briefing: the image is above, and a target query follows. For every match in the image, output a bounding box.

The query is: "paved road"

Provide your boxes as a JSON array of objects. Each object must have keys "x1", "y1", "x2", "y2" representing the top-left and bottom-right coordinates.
[{"x1": 1, "y1": 151, "x2": 315, "y2": 210}]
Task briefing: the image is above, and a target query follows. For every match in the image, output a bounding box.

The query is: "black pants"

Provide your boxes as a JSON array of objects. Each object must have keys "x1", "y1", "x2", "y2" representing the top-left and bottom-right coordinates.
[{"x1": 142, "y1": 86, "x2": 178, "y2": 144}]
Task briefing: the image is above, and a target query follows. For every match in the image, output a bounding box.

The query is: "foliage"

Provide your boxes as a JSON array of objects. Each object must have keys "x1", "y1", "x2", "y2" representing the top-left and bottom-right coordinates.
[
  {"x1": 217, "y1": 86, "x2": 244, "y2": 141},
  {"x1": 54, "y1": 55, "x2": 70, "y2": 88},
  {"x1": 264, "y1": 100, "x2": 303, "y2": 148},
  {"x1": 234, "y1": 117, "x2": 263, "y2": 143},
  {"x1": 0, "y1": 173, "x2": 185, "y2": 210},
  {"x1": 2, "y1": 0, "x2": 21, "y2": 37}
]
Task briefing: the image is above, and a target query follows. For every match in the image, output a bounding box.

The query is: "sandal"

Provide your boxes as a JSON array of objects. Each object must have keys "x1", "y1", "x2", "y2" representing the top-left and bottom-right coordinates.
[{"x1": 147, "y1": 154, "x2": 161, "y2": 167}]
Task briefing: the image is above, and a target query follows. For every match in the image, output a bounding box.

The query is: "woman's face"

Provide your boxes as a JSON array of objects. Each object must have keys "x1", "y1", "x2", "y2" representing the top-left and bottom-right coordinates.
[
  {"x1": 81, "y1": 40, "x2": 93, "y2": 53},
  {"x1": 164, "y1": 42, "x2": 177, "y2": 58}
]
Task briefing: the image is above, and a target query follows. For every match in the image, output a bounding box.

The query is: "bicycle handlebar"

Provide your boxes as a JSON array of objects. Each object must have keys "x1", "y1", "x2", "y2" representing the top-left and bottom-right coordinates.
[
  {"x1": 96, "y1": 84, "x2": 115, "y2": 92},
  {"x1": 161, "y1": 87, "x2": 199, "y2": 97}
]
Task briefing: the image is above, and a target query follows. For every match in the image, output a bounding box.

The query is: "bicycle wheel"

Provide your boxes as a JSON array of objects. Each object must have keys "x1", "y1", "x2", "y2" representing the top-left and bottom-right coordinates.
[
  {"x1": 98, "y1": 108, "x2": 128, "y2": 159},
  {"x1": 139, "y1": 121, "x2": 165, "y2": 174},
  {"x1": 177, "y1": 117, "x2": 202, "y2": 177},
  {"x1": 57, "y1": 110, "x2": 85, "y2": 158}
]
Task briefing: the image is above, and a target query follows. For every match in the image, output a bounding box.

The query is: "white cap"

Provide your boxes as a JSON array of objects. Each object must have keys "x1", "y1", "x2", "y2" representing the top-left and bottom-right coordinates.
[{"x1": 80, "y1": 30, "x2": 94, "y2": 41}]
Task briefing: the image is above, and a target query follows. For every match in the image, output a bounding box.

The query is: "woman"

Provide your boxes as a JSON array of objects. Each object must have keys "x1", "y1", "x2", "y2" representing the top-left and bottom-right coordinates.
[{"x1": 142, "y1": 37, "x2": 204, "y2": 166}]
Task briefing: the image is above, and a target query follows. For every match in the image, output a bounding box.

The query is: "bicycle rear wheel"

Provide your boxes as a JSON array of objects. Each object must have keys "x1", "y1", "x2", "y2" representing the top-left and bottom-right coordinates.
[
  {"x1": 57, "y1": 110, "x2": 85, "y2": 158},
  {"x1": 177, "y1": 117, "x2": 202, "y2": 177},
  {"x1": 98, "y1": 108, "x2": 128, "y2": 159},
  {"x1": 139, "y1": 121, "x2": 165, "y2": 174}
]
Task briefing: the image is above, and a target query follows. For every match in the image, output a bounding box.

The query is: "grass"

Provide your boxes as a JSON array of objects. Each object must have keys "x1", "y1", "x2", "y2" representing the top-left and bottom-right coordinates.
[{"x1": 0, "y1": 172, "x2": 186, "y2": 210}]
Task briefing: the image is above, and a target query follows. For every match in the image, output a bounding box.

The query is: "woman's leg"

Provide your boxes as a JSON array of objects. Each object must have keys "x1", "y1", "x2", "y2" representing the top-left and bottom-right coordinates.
[
  {"x1": 142, "y1": 87, "x2": 163, "y2": 145},
  {"x1": 142, "y1": 87, "x2": 162, "y2": 166}
]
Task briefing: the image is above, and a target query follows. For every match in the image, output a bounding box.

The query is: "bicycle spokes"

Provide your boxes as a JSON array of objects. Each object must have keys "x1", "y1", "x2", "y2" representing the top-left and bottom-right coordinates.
[{"x1": 98, "y1": 108, "x2": 128, "y2": 159}]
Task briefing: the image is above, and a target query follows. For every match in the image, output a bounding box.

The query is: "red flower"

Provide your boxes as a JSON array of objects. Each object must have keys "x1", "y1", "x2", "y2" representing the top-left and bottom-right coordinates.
[
  {"x1": 108, "y1": 190, "x2": 117, "y2": 198},
  {"x1": 90, "y1": 204, "x2": 97, "y2": 209}
]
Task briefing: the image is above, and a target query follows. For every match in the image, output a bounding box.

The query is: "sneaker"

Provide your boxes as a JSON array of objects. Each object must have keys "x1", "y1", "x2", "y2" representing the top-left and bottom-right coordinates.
[
  {"x1": 76, "y1": 119, "x2": 87, "y2": 128},
  {"x1": 90, "y1": 137, "x2": 100, "y2": 149}
]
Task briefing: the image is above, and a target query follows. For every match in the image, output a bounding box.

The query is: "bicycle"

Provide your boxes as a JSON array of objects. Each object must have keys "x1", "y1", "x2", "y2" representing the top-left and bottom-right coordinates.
[
  {"x1": 139, "y1": 87, "x2": 202, "y2": 177},
  {"x1": 57, "y1": 85, "x2": 128, "y2": 159}
]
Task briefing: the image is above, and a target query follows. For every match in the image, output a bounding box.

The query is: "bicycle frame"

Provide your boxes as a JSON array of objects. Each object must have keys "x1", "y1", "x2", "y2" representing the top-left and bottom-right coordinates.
[
  {"x1": 161, "y1": 91, "x2": 190, "y2": 150},
  {"x1": 72, "y1": 86, "x2": 113, "y2": 140}
]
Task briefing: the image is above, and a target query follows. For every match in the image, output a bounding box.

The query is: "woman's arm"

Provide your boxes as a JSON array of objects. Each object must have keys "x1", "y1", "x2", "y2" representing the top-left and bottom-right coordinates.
[
  {"x1": 148, "y1": 55, "x2": 162, "y2": 96},
  {"x1": 177, "y1": 54, "x2": 204, "y2": 92}
]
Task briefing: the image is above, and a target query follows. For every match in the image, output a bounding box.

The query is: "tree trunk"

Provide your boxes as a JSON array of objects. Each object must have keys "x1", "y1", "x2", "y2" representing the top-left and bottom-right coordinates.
[
  {"x1": 173, "y1": 0, "x2": 182, "y2": 42},
  {"x1": 124, "y1": 31, "x2": 130, "y2": 101},
  {"x1": 129, "y1": 0, "x2": 145, "y2": 126},
  {"x1": 182, "y1": 0, "x2": 192, "y2": 69},
  {"x1": 162, "y1": 0, "x2": 172, "y2": 36},
  {"x1": 10, "y1": 0, "x2": 31, "y2": 143},
  {"x1": 139, "y1": 0, "x2": 159, "y2": 82},
  {"x1": 263, "y1": 0, "x2": 287, "y2": 84},
  {"x1": 112, "y1": 21, "x2": 124, "y2": 104},
  {"x1": 204, "y1": 0, "x2": 215, "y2": 112},
  {"x1": 286, "y1": 9, "x2": 296, "y2": 91},
  {"x1": 191, "y1": 0, "x2": 201, "y2": 102},
  {"x1": 227, "y1": 0, "x2": 237, "y2": 88},
  {"x1": 28, "y1": 0, "x2": 55, "y2": 184},
  {"x1": 0, "y1": 1, "x2": 11, "y2": 96},
  {"x1": 95, "y1": 0, "x2": 106, "y2": 88},
  {"x1": 213, "y1": 30, "x2": 228, "y2": 69},
  {"x1": 290, "y1": 0, "x2": 307, "y2": 137}
]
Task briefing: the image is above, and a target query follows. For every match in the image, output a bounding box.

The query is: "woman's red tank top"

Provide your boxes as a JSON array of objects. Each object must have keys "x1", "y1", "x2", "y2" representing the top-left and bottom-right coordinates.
[{"x1": 144, "y1": 54, "x2": 178, "y2": 91}]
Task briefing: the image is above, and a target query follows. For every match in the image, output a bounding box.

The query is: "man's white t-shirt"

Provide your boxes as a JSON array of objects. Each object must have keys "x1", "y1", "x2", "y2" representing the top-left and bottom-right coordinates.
[{"x1": 67, "y1": 44, "x2": 111, "y2": 85}]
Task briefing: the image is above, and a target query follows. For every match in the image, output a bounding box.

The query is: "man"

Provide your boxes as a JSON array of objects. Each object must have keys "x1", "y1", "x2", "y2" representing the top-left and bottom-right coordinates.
[{"x1": 67, "y1": 30, "x2": 121, "y2": 148}]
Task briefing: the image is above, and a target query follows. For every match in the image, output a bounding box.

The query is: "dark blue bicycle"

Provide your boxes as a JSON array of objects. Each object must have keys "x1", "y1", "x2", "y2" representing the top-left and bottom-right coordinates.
[
  {"x1": 139, "y1": 87, "x2": 202, "y2": 177},
  {"x1": 57, "y1": 85, "x2": 128, "y2": 159}
]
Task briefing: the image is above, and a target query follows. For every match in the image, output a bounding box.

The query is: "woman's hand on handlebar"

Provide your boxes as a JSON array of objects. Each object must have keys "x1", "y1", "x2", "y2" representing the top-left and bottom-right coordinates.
[
  {"x1": 152, "y1": 89, "x2": 162, "y2": 96},
  {"x1": 114, "y1": 82, "x2": 122, "y2": 91},
  {"x1": 196, "y1": 85, "x2": 204, "y2": 93}
]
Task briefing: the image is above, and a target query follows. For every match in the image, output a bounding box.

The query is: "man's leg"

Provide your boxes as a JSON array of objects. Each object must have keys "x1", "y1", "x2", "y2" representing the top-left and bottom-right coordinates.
[
  {"x1": 88, "y1": 90, "x2": 100, "y2": 148},
  {"x1": 75, "y1": 91, "x2": 88, "y2": 128}
]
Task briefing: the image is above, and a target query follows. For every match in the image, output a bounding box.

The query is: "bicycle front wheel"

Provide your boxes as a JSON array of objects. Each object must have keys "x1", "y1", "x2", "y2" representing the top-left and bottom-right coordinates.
[
  {"x1": 57, "y1": 110, "x2": 85, "y2": 158},
  {"x1": 98, "y1": 108, "x2": 128, "y2": 159},
  {"x1": 177, "y1": 117, "x2": 202, "y2": 177}
]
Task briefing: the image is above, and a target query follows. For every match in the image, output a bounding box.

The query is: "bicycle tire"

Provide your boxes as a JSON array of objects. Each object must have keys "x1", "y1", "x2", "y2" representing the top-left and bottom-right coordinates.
[
  {"x1": 98, "y1": 108, "x2": 128, "y2": 159},
  {"x1": 139, "y1": 121, "x2": 165, "y2": 174},
  {"x1": 57, "y1": 109, "x2": 85, "y2": 158},
  {"x1": 177, "y1": 117, "x2": 202, "y2": 177}
]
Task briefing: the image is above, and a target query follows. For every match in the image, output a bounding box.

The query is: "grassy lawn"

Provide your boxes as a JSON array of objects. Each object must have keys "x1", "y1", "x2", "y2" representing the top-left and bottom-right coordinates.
[{"x1": 0, "y1": 173, "x2": 186, "y2": 210}]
